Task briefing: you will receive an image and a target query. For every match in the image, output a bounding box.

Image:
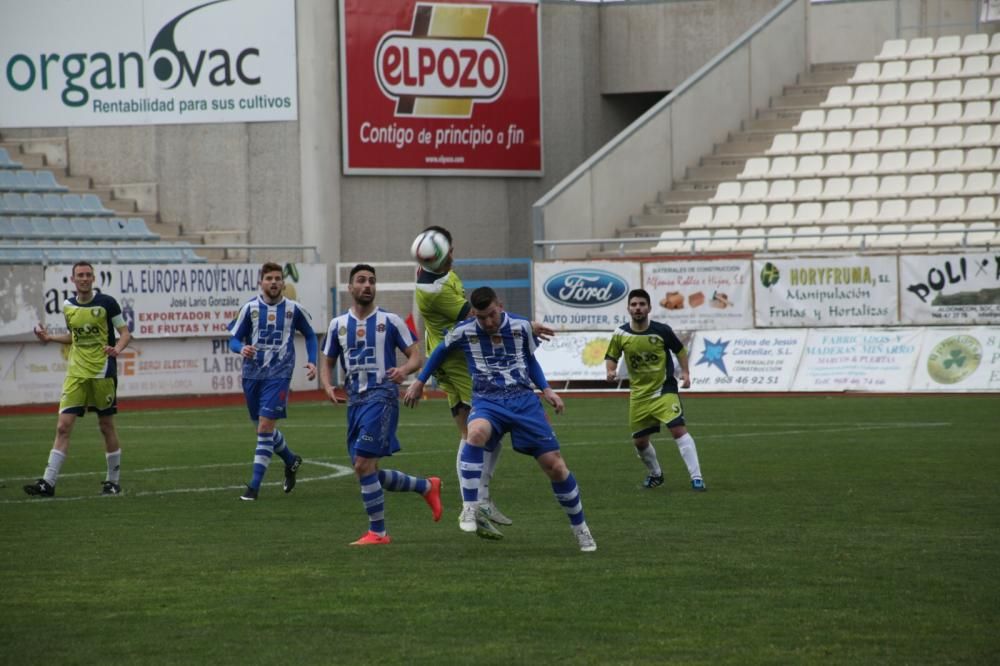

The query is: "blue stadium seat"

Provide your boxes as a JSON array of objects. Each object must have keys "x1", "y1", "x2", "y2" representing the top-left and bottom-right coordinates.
[
  {"x1": 0, "y1": 171, "x2": 18, "y2": 190},
  {"x1": 33, "y1": 170, "x2": 68, "y2": 192},
  {"x1": 43, "y1": 193, "x2": 68, "y2": 214},
  {"x1": 124, "y1": 217, "x2": 159, "y2": 240},
  {"x1": 89, "y1": 217, "x2": 114, "y2": 239},
  {"x1": 58, "y1": 193, "x2": 83, "y2": 215},
  {"x1": 69, "y1": 217, "x2": 96, "y2": 238},
  {"x1": 0, "y1": 148, "x2": 23, "y2": 169},
  {"x1": 179, "y1": 244, "x2": 206, "y2": 263},
  {"x1": 31, "y1": 217, "x2": 55, "y2": 238},
  {"x1": 81, "y1": 194, "x2": 113, "y2": 216},
  {"x1": 0, "y1": 244, "x2": 38, "y2": 263},
  {"x1": 49, "y1": 216, "x2": 72, "y2": 238},
  {"x1": 2, "y1": 192, "x2": 28, "y2": 214},
  {"x1": 0, "y1": 216, "x2": 13, "y2": 237},
  {"x1": 23, "y1": 192, "x2": 47, "y2": 214},
  {"x1": 11, "y1": 217, "x2": 35, "y2": 238}
]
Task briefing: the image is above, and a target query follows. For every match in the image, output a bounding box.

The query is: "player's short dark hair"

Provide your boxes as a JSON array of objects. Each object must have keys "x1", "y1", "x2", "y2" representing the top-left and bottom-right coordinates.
[
  {"x1": 259, "y1": 262, "x2": 283, "y2": 280},
  {"x1": 349, "y1": 263, "x2": 376, "y2": 282},
  {"x1": 628, "y1": 289, "x2": 651, "y2": 306},
  {"x1": 422, "y1": 225, "x2": 452, "y2": 245},
  {"x1": 470, "y1": 286, "x2": 498, "y2": 311},
  {"x1": 71, "y1": 261, "x2": 94, "y2": 276}
]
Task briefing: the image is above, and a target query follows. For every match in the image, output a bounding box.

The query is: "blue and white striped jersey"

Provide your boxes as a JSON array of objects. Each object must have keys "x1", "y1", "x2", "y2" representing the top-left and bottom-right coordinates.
[
  {"x1": 229, "y1": 296, "x2": 317, "y2": 381},
  {"x1": 323, "y1": 308, "x2": 416, "y2": 404},
  {"x1": 438, "y1": 313, "x2": 540, "y2": 398}
]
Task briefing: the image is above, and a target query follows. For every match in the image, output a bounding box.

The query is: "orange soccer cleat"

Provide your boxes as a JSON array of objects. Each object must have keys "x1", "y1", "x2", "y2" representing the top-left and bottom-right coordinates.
[
  {"x1": 350, "y1": 530, "x2": 392, "y2": 546},
  {"x1": 423, "y1": 476, "x2": 443, "y2": 522}
]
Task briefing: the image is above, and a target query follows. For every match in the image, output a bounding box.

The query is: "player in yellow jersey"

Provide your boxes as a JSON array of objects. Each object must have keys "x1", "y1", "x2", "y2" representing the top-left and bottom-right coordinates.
[
  {"x1": 24, "y1": 261, "x2": 132, "y2": 498},
  {"x1": 605, "y1": 289, "x2": 707, "y2": 491}
]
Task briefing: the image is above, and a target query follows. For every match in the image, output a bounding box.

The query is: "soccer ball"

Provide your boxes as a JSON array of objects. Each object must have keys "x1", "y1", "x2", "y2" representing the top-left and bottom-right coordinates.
[{"x1": 410, "y1": 230, "x2": 451, "y2": 271}]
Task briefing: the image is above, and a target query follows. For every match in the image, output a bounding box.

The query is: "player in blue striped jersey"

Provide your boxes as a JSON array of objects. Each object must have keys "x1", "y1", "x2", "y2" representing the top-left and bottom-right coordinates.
[
  {"x1": 404, "y1": 286, "x2": 596, "y2": 552},
  {"x1": 321, "y1": 264, "x2": 443, "y2": 546},
  {"x1": 229, "y1": 262, "x2": 318, "y2": 501}
]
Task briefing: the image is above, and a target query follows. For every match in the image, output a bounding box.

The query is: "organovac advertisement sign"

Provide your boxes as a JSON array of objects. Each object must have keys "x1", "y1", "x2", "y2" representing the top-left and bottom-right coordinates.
[
  {"x1": 339, "y1": 0, "x2": 542, "y2": 175},
  {"x1": 0, "y1": 0, "x2": 298, "y2": 127},
  {"x1": 900, "y1": 253, "x2": 1000, "y2": 325},
  {"x1": 754, "y1": 255, "x2": 898, "y2": 327},
  {"x1": 533, "y1": 261, "x2": 641, "y2": 331}
]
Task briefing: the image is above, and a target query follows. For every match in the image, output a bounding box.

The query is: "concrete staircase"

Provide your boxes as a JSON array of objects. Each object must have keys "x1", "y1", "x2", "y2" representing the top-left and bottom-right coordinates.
[
  {"x1": 596, "y1": 62, "x2": 858, "y2": 256},
  {"x1": 0, "y1": 132, "x2": 249, "y2": 262}
]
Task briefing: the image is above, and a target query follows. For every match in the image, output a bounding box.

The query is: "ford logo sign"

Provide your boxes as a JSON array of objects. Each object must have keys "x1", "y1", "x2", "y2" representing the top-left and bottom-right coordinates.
[{"x1": 542, "y1": 270, "x2": 629, "y2": 308}]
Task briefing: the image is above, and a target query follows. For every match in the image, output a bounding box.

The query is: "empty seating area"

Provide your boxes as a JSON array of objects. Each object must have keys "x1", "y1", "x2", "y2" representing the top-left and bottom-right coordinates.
[
  {"x1": 0, "y1": 145, "x2": 204, "y2": 264},
  {"x1": 651, "y1": 32, "x2": 1000, "y2": 255}
]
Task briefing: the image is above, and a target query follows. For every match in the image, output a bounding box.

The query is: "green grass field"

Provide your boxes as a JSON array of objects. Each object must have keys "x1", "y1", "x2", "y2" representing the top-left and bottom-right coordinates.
[{"x1": 1, "y1": 395, "x2": 998, "y2": 664}]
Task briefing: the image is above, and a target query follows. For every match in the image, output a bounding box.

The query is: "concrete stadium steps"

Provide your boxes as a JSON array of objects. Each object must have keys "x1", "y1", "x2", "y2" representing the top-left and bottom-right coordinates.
[
  {"x1": 0, "y1": 131, "x2": 216, "y2": 261},
  {"x1": 591, "y1": 61, "x2": 860, "y2": 259}
]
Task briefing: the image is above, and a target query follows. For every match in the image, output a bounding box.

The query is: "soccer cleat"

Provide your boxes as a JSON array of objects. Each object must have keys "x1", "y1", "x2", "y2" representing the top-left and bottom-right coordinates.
[
  {"x1": 643, "y1": 474, "x2": 665, "y2": 489},
  {"x1": 101, "y1": 481, "x2": 122, "y2": 496},
  {"x1": 458, "y1": 503, "x2": 478, "y2": 532},
  {"x1": 283, "y1": 455, "x2": 302, "y2": 493},
  {"x1": 475, "y1": 506, "x2": 504, "y2": 540},
  {"x1": 574, "y1": 526, "x2": 597, "y2": 553},
  {"x1": 423, "y1": 476, "x2": 443, "y2": 522},
  {"x1": 691, "y1": 478, "x2": 707, "y2": 492},
  {"x1": 482, "y1": 500, "x2": 512, "y2": 526},
  {"x1": 350, "y1": 530, "x2": 392, "y2": 546},
  {"x1": 23, "y1": 479, "x2": 55, "y2": 497},
  {"x1": 239, "y1": 485, "x2": 259, "y2": 501}
]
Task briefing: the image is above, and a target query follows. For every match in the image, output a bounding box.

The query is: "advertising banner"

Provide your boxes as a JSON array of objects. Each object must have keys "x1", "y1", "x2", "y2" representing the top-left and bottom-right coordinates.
[
  {"x1": 0, "y1": 336, "x2": 315, "y2": 406},
  {"x1": 791, "y1": 328, "x2": 923, "y2": 392},
  {"x1": 0, "y1": 0, "x2": 298, "y2": 128},
  {"x1": 40, "y1": 263, "x2": 329, "y2": 339},
  {"x1": 533, "y1": 261, "x2": 641, "y2": 331},
  {"x1": 339, "y1": 0, "x2": 542, "y2": 175},
  {"x1": 754, "y1": 255, "x2": 898, "y2": 327},
  {"x1": 643, "y1": 259, "x2": 753, "y2": 330},
  {"x1": 686, "y1": 329, "x2": 806, "y2": 392},
  {"x1": 910, "y1": 327, "x2": 1000, "y2": 391},
  {"x1": 533, "y1": 331, "x2": 615, "y2": 381},
  {"x1": 899, "y1": 253, "x2": 1000, "y2": 325}
]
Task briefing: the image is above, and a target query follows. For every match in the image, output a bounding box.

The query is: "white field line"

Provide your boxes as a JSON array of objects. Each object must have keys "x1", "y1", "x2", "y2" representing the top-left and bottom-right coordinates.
[{"x1": 0, "y1": 459, "x2": 352, "y2": 504}]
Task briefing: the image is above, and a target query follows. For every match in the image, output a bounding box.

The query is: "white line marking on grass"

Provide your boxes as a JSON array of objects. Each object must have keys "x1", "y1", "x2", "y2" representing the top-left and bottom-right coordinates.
[{"x1": 0, "y1": 459, "x2": 353, "y2": 504}]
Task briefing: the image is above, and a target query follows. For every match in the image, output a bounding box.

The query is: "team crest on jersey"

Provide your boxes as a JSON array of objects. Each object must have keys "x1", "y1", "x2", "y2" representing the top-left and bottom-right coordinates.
[
  {"x1": 377, "y1": 323, "x2": 386, "y2": 332},
  {"x1": 356, "y1": 327, "x2": 366, "y2": 338},
  {"x1": 268, "y1": 313, "x2": 277, "y2": 322},
  {"x1": 339, "y1": 326, "x2": 347, "y2": 336},
  {"x1": 251, "y1": 310, "x2": 259, "y2": 321},
  {"x1": 91, "y1": 308, "x2": 101, "y2": 317},
  {"x1": 285, "y1": 311, "x2": 293, "y2": 319},
  {"x1": 491, "y1": 335, "x2": 502, "y2": 345}
]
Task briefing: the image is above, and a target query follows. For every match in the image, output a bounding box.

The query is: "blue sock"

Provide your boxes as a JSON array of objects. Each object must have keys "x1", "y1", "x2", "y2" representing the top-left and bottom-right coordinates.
[
  {"x1": 359, "y1": 472, "x2": 386, "y2": 535},
  {"x1": 459, "y1": 443, "x2": 484, "y2": 503},
  {"x1": 552, "y1": 472, "x2": 586, "y2": 527},
  {"x1": 378, "y1": 469, "x2": 429, "y2": 494},
  {"x1": 249, "y1": 432, "x2": 275, "y2": 490},
  {"x1": 272, "y1": 429, "x2": 297, "y2": 466}
]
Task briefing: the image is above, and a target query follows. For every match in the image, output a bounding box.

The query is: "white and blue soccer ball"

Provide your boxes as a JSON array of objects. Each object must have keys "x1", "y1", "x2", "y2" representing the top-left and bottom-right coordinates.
[{"x1": 410, "y1": 230, "x2": 451, "y2": 271}]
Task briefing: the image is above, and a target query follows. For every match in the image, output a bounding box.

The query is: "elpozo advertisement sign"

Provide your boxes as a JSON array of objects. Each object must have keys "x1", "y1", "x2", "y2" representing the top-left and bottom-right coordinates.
[
  {"x1": 0, "y1": 0, "x2": 298, "y2": 128},
  {"x1": 339, "y1": 0, "x2": 542, "y2": 176},
  {"x1": 533, "y1": 261, "x2": 640, "y2": 331}
]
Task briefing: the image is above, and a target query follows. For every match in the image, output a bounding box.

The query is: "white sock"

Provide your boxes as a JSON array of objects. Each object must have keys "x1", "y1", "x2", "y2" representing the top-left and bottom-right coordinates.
[
  {"x1": 675, "y1": 433, "x2": 702, "y2": 480},
  {"x1": 455, "y1": 438, "x2": 464, "y2": 502},
  {"x1": 481, "y1": 445, "x2": 502, "y2": 503},
  {"x1": 106, "y1": 450, "x2": 121, "y2": 483},
  {"x1": 43, "y1": 449, "x2": 66, "y2": 486},
  {"x1": 636, "y1": 443, "x2": 661, "y2": 476}
]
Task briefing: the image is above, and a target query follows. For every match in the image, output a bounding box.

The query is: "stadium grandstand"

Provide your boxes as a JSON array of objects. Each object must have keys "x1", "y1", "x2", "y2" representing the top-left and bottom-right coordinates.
[{"x1": 3, "y1": 1, "x2": 999, "y2": 663}]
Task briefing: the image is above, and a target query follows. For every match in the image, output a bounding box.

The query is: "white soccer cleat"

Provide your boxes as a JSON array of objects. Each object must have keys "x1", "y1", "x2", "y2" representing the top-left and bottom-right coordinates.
[
  {"x1": 458, "y1": 503, "x2": 477, "y2": 532},
  {"x1": 482, "y1": 500, "x2": 512, "y2": 526},
  {"x1": 574, "y1": 525, "x2": 597, "y2": 553}
]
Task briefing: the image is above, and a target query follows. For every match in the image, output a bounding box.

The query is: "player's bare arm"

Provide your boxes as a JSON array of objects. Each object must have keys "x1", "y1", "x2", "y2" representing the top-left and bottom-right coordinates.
[
  {"x1": 387, "y1": 342, "x2": 422, "y2": 384},
  {"x1": 320, "y1": 355, "x2": 340, "y2": 404},
  {"x1": 531, "y1": 321, "x2": 555, "y2": 341},
  {"x1": 541, "y1": 388, "x2": 565, "y2": 414},
  {"x1": 605, "y1": 359, "x2": 618, "y2": 382},
  {"x1": 303, "y1": 362, "x2": 317, "y2": 381},
  {"x1": 403, "y1": 379, "x2": 424, "y2": 408},
  {"x1": 104, "y1": 324, "x2": 131, "y2": 358},
  {"x1": 676, "y1": 348, "x2": 691, "y2": 389},
  {"x1": 34, "y1": 324, "x2": 71, "y2": 345}
]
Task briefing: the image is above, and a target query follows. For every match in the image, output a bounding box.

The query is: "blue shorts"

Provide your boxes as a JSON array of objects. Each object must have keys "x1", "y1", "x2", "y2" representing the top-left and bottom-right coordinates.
[
  {"x1": 348, "y1": 399, "x2": 401, "y2": 460},
  {"x1": 242, "y1": 376, "x2": 290, "y2": 421},
  {"x1": 468, "y1": 392, "x2": 560, "y2": 458}
]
